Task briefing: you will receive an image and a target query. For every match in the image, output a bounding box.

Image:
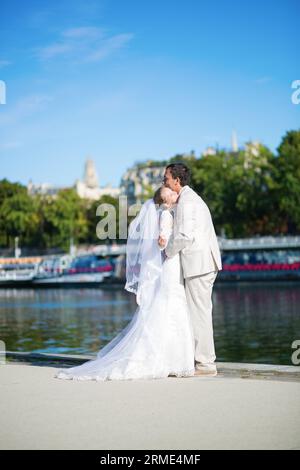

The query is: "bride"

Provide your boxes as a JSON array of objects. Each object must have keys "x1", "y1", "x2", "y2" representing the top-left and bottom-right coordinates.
[{"x1": 54, "y1": 186, "x2": 195, "y2": 381}]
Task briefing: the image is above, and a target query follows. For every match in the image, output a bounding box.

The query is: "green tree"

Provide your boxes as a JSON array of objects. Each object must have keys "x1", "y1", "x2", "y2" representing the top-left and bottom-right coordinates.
[
  {"x1": 190, "y1": 145, "x2": 279, "y2": 237},
  {"x1": 42, "y1": 188, "x2": 88, "y2": 250},
  {"x1": 275, "y1": 129, "x2": 300, "y2": 233},
  {"x1": 86, "y1": 195, "x2": 120, "y2": 244},
  {"x1": 0, "y1": 180, "x2": 39, "y2": 247}
]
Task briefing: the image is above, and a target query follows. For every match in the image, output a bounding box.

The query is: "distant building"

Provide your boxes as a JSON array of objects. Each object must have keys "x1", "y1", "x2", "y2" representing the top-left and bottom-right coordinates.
[
  {"x1": 75, "y1": 158, "x2": 120, "y2": 200},
  {"x1": 244, "y1": 141, "x2": 261, "y2": 157},
  {"x1": 231, "y1": 129, "x2": 239, "y2": 152},
  {"x1": 28, "y1": 157, "x2": 120, "y2": 200},
  {"x1": 243, "y1": 141, "x2": 266, "y2": 171},
  {"x1": 202, "y1": 131, "x2": 264, "y2": 164},
  {"x1": 75, "y1": 159, "x2": 100, "y2": 200},
  {"x1": 27, "y1": 180, "x2": 61, "y2": 197},
  {"x1": 203, "y1": 130, "x2": 239, "y2": 157},
  {"x1": 120, "y1": 161, "x2": 165, "y2": 204},
  {"x1": 203, "y1": 146, "x2": 217, "y2": 156}
]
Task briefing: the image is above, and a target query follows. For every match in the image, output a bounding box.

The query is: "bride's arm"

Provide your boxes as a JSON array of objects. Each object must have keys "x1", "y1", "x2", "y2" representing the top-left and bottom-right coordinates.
[{"x1": 158, "y1": 210, "x2": 173, "y2": 250}]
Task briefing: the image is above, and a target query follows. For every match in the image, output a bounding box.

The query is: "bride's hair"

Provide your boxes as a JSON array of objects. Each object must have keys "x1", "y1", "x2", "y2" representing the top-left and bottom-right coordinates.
[{"x1": 153, "y1": 186, "x2": 164, "y2": 206}]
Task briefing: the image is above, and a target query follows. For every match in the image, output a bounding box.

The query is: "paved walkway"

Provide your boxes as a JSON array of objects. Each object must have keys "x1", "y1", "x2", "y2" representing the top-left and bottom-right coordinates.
[{"x1": 1, "y1": 361, "x2": 300, "y2": 449}]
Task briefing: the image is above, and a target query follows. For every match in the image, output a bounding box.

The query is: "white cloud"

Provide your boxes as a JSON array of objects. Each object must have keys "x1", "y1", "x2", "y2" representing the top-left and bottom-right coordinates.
[
  {"x1": 254, "y1": 77, "x2": 272, "y2": 84},
  {"x1": 86, "y1": 33, "x2": 134, "y2": 62},
  {"x1": 62, "y1": 26, "x2": 105, "y2": 39},
  {"x1": 34, "y1": 26, "x2": 134, "y2": 63},
  {"x1": 0, "y1": 94, "x2": 53, "y2": 126},
  {"x1": 37, "y1": 43, "x2": 72, "y2": 60},
  {"x1": 0, "y1": 60, "x2": 12, "y2": 69}
]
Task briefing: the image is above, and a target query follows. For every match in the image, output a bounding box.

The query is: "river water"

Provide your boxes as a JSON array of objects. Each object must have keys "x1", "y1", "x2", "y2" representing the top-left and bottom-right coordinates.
[{"x1": 0, "y1": 282, "x2": 299, "y2": 365}]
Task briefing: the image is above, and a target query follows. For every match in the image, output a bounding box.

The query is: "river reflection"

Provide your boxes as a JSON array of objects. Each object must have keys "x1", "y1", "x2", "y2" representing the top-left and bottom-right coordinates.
[{"x1": 0, "y1": 282, "x2": 299, "y2": 365}]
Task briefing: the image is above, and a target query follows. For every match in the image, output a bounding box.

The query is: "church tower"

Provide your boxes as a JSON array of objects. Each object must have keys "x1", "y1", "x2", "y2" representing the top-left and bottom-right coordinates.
[
  {"x1": 84, "y1": 158, "x2": 99, "y2": 189},
  {"x1": 231, "y1": 130, "x2": 239, "y2": 152}
]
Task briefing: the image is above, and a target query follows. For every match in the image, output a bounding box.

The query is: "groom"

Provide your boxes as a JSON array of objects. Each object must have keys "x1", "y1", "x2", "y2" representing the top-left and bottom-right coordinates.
[{"x1": 159, "y1": 163, "x2": 222, "y2": 376}]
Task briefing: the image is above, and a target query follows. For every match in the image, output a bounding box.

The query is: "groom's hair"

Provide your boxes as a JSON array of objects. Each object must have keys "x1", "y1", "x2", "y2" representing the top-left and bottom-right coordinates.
[{"x1": 165, "y1": 163, "x2": 191, "y2": 186}]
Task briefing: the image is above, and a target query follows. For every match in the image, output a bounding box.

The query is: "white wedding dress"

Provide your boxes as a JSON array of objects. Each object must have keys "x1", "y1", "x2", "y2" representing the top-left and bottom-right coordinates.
[{"x1": 54, "y1": 205, "x2": 195, "y2": 382}]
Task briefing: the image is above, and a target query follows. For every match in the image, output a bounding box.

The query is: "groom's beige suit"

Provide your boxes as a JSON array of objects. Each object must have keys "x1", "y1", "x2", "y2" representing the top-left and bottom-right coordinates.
[{"x1": 164, "y1": 185, "x2": 222, "y2": 369}]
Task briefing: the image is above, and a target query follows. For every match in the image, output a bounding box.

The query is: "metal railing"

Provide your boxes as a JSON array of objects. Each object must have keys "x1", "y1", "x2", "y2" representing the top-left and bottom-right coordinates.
[{"x1": 218, "y1": 236, "x2": 300, "y2": 251}]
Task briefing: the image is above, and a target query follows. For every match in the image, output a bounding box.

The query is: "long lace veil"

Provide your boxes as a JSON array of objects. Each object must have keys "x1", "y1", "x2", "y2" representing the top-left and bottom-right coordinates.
[
  {"x1": 93, "y1": 198, "x2": 163, "y2": 360},
  {"x1": 124, "y1": 198, "x2": 163, "y2": 307}
]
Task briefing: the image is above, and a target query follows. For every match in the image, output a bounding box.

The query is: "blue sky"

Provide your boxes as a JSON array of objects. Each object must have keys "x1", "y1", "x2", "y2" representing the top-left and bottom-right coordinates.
[{"x1": 0, "y1": 0, "x2": 299, "y2": 188}]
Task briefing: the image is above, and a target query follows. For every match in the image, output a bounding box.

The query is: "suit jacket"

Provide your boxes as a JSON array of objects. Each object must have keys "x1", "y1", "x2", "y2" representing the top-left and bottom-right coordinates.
[{"x1": 164, "y1": 185, "x2": 222, "y2": 278}]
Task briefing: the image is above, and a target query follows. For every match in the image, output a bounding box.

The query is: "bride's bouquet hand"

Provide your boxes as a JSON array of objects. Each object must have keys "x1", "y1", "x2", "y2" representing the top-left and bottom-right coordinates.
[{"x1": 158, "y1": 236, "x2": 167, "y2": 248}]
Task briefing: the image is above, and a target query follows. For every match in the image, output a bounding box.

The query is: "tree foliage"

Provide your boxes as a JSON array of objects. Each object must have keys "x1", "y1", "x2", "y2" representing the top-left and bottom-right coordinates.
[{"x1": 0, "y1": 129, "x2": 299, "y2": 250}]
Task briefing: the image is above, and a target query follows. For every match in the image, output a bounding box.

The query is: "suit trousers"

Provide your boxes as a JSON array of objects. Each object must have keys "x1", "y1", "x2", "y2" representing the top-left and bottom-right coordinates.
[{"x1": 184, "y1": 270, "x2": 218, "y2": 366}]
